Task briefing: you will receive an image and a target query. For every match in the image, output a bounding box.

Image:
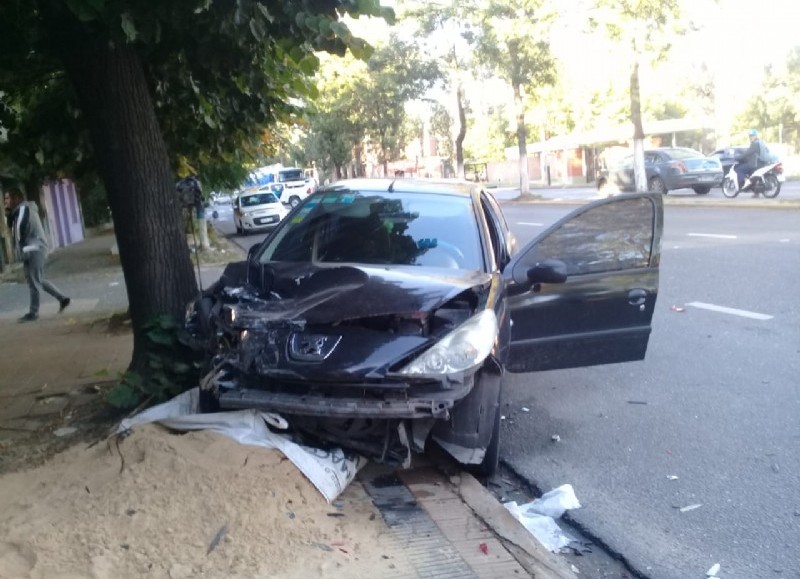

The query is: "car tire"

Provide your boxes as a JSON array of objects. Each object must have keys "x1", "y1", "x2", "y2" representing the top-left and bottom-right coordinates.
[
  {"x1": 648, "y1": 177, "x2": 667, "y2": 195},
  {"x1": 289, "y1": 196, "x2": 301, "y2": 208},
  {"x1": 692, "y1": 185, "x2": 711, "y2": 195},
  {"x1": 468, "y1": 401, "x2": 501, "y2": 478}
]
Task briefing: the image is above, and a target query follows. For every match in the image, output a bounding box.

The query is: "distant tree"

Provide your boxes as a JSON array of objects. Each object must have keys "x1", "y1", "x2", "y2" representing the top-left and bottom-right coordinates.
[
  {"x1": 358, "y1": 36, "x2": 441, "y2": 176},
  {"x1": 736, "y1": 47, "x2": 800, "y2": 149},
  {"x1": 472, "y1": 0, "x2": 556, "y2": 194},
  {"x1": 590, "y1": 0, "x2": 683, "y2": 192},
  {"x1": 303, "y1": 54, "x2": 370, "y2": 180},
  {"x1": 404, "y1": 0, "x2": 479, "y2": 178},
  {"x1": 430, "y1": 103, "x2": 456, "y2": 165}
]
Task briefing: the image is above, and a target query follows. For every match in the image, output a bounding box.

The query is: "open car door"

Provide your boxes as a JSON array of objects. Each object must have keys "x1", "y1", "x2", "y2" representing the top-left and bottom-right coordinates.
[{"x1": 505, "y1": 193, "x2": 663, "y2": 373}]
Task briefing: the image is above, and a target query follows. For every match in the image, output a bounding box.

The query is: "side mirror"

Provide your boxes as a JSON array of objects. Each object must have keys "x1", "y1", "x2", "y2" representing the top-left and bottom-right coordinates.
[
  {"x1": 506, "y1": 258, "x2": 567, "y2": 297},
  {"x1": 247, "y1": 244, "x2": 259, "y2": 261},
  {"x1": 527, "y1": 259, "x2": 568, "y2": 285}
]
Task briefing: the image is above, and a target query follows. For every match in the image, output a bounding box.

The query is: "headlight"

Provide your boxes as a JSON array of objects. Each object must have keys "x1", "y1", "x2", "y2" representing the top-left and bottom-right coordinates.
[{"x1": 398, "y1": 310, "x2": 498, "y2": 376}]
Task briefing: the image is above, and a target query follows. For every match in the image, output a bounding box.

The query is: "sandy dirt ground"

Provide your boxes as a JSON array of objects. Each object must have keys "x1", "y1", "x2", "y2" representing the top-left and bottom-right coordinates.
[{"x1": 0, "y1": 424, "x2": 415, "y2": 579}]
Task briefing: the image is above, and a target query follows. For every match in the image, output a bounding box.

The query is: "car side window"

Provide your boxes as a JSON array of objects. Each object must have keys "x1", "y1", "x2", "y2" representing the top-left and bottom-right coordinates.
[
  {"x1": 517, "y1": 197, "x2": 655, "y2": 276},
  {"x1": 645, "y1": 153, "x2": 658, "y2": 165}
]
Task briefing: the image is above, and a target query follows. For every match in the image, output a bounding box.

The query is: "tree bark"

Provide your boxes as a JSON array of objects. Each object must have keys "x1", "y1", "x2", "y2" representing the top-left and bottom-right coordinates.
[
  {"x1": 630, "y1": 60, "x2": 648, "y2": 193},
  {"x1": 514, "y1": 83, "x2": 530, "y2": 194},
  {"x1": 455, "y1": 80, "x2": 466, "y2": 180},
  {"x1": 43, "y1": 9, "x2": 198, "y2": 372}
]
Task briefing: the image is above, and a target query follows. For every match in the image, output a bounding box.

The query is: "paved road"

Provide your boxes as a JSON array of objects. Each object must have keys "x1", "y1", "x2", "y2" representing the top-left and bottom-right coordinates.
[{"x1": 499, "y1": 201, "x2": 800, "y2": 579}]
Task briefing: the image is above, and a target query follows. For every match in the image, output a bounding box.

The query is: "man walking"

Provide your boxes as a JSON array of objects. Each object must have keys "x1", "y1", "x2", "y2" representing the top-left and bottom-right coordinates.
[{"x1": 4, "y1": 188, "x2": 70, "y2": 322}]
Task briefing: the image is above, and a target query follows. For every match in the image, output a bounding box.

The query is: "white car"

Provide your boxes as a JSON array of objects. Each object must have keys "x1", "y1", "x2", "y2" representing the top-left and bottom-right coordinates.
[
  {"x1": 276, "y1": 167, "x2": 314, "y2": 208},
  {"x1": 233, "y1": 189, "x2": 288, "y2": 235}
]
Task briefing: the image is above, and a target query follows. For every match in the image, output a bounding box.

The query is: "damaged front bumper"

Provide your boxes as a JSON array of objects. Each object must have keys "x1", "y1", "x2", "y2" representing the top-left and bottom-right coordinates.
[{"x1": 208, "y1": 369, "x2": 475, "y2": 421}]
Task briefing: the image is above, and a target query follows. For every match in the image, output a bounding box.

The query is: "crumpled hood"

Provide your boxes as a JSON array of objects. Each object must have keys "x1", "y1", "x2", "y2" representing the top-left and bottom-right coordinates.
[{"x1": 231, "y1": 261, "x2": 491, "y2": 324}]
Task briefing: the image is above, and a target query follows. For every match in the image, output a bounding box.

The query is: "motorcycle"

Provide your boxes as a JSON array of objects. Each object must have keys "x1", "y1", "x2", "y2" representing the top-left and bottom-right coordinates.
[{"x1": 722, "y1": 161, "x2": 784, "y2": 198}]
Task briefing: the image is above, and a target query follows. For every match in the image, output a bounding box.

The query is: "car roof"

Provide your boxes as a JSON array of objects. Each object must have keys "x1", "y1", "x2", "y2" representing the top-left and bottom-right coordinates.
[
  {"x1": 645, "y1": 147, "x2": 702, "y2": 155},
  {"x1": 318, "y1": 178, "x2": 477, "y2": 198}
]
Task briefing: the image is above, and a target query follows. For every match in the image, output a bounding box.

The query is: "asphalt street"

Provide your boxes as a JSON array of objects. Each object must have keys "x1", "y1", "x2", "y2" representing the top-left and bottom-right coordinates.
[{"x1": 497, "y1": 194, "x2": 800, "y2": 578}]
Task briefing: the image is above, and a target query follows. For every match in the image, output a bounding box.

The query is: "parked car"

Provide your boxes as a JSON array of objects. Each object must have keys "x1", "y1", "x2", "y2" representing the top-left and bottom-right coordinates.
[
  {"x1": 599, "y1": 147, "x2": 723, "y2": 194},
  {"x1": 232, "y1": 189, "x2": 288, "y2": 235},
  {"x1": 187, "y1": 179, "x2": 663, "y2": 476},
  {"x1": 276, "y1": 167, "x2": 314, "y2": 208},
  {"x1": 708, "y1": 147, "x2": 747, "y2": 179},
  {"x1": 211, "y1": 192, "x2": 232, "y2": 205}
]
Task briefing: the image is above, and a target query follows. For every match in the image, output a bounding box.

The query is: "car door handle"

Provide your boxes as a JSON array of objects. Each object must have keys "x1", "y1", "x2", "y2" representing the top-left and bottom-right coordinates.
[{"x1": 628, "y1": 289, "x2": 647, "y2": 306}]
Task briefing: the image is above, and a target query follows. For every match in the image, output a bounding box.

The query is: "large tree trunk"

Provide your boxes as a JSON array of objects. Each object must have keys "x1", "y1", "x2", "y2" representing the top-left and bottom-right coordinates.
[
  {"x1": 44, "y1": 9, "x2": 198, "y2": 372},
  {"x1": 514, "y1": 83, "x2": 530, "y2": 194},
  {"x1": 455, "y1": 80, "x2": 467, "y2": 180},
  {"x1": 630, "y1": 60, "x2": 648, "y2": 193}
]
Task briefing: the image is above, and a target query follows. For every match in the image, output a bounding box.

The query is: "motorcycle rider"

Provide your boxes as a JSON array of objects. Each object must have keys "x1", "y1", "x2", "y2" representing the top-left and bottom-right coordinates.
[{"x1": 734, "y1": 129, "x2": 764, "y2": 195}]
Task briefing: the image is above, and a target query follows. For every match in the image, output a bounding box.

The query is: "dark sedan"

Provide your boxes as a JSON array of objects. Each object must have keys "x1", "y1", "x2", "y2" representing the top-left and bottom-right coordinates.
[
  {"x1": 601, "y1": 147, "x2": 723, "y2": 194},
  {"x1": 187, "y1": 179, "x2": 663, "y2": 475},
  {"x1": 708, "y1": 147, "x2": 747, "y2": 180}
]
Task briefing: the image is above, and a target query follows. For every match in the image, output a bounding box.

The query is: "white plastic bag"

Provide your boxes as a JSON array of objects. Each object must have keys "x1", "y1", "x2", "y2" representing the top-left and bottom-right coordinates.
[{"x1": 503, "y1": 484, "x2": 582, "y2": 552}]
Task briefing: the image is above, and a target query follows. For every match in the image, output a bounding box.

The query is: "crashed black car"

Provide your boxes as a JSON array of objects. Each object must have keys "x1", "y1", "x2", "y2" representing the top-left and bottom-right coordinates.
[{"x1": 188, "y1": 179, "x2": 663, "y2": 475}]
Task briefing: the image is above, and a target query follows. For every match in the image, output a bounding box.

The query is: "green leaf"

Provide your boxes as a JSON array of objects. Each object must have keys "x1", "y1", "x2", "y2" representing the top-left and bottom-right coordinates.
[
  {"x1": 123, "y1": 371, "x2": 144, "y2": 388},
  {"x1": 64, "y1": 0, "x2": 100, "y2": 22},
  {"x1": 35, "y1": 149, "x2": 44, "y2": 165},
  {"x1": 120, "y1": 12, "x2": 137, "y2": 42},
  {"x1": 249, "y1": 18, "x2": 265, "y2": 42},
  {"x1": 172, "y1": 362, "x2": 191, "y2": 374},
  {"x1": 146, "y1": 328, "x2": 174, "y2": 346},
  {"x1": 106, "y1": 382, "x2": 140, "y2": 409},
  {"x1": 256, "y1": 3, "x2": 274, "y2": 23}
]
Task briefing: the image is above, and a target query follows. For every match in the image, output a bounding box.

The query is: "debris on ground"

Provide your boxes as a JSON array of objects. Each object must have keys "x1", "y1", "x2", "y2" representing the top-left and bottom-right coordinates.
[
  {"x1": 503, "y1": 484, "x2": 582, "y2": 552},
  {"x1": 678, "y1": 503, "x2": 703, "y2": 513}
]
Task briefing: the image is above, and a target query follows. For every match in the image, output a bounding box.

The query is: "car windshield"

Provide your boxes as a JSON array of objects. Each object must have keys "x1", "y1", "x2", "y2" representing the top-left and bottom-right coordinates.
[
  {"x1": 241, "y1": 193, "x2": 278, "y2": 206},
  {"x1": 278, "y1": 169, "x2": 303, "y2": 183},
  {"x1": 257, "y1": 190, "x2": 483, "y2": 269}
]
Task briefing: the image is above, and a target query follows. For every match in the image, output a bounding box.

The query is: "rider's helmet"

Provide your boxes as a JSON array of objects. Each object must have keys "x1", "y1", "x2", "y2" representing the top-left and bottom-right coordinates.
[{"x1": 748, "y1": 129, "x2": 759, "y2": 137}]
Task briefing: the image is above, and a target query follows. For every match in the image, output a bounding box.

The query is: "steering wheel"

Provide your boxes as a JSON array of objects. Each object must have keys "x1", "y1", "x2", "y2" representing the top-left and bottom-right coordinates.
[{"x1": 420, "y1": 240, "x2": 464, "y2": 268}]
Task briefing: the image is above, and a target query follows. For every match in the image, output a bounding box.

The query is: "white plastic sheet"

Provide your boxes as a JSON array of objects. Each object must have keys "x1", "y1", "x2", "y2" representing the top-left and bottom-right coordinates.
[
  {"x1": 117, "y1": 388, "x2": 366, "y2": 503},
  {"x1": 503, "y1": 484, "x2": 582, "y2": 552}
]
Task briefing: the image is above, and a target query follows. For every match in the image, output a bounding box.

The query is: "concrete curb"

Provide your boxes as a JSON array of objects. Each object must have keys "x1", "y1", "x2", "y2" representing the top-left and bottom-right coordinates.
[{"x1": 453, "y1": 472, "x2": 577, "y2": 579}]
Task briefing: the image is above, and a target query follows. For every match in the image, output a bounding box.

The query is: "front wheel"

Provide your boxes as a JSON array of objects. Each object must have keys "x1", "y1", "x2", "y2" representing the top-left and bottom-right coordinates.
[
  {"x1": 722, "y1": 177, "x2": 739, "y2": 198},
  {"x1": 761, "y1": 174, "x2": 780, "y2": 198},
  {"x1": 289, "y1": 196, "x2": 301, "y2": 208},
  {"x1": 692, "y1": 185, "x2": 711, "y2": 195},
  {"x1": 471, "y1": 403, "x2": 501, "y2": 478}
]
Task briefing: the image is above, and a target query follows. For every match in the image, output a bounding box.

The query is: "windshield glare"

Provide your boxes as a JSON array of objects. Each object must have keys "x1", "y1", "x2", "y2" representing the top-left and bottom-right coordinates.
[
  {"x1": 258, "y1": 190, "x2": 483, "y2": 270},
  {"x1": 278, "y1": 170, "x2": 304, "y2": 183},
  {"x1": 240, "y1": 193, "x2": 279, "y2": 206}
]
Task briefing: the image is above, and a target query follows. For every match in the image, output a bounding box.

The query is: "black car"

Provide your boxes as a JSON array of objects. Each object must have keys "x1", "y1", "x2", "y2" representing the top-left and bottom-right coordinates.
[
  {"x1": 600, "y1": 147, "x2": 723, "y2": 194},
  {"x1": 708, "y1": 147, "x2": 748, "y2": 180},
  {"x1": 188, "y1": 179, "x2": 663, "y2": 475}
]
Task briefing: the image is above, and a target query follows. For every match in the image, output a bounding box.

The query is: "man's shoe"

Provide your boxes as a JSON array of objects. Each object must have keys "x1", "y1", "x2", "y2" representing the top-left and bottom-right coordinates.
[
  {"x1": 59, "y1": 298, "x2": 71, "y2": 313},
  {"x1": 18, "y1": 312, "x2": 38, "y2": 323}
]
